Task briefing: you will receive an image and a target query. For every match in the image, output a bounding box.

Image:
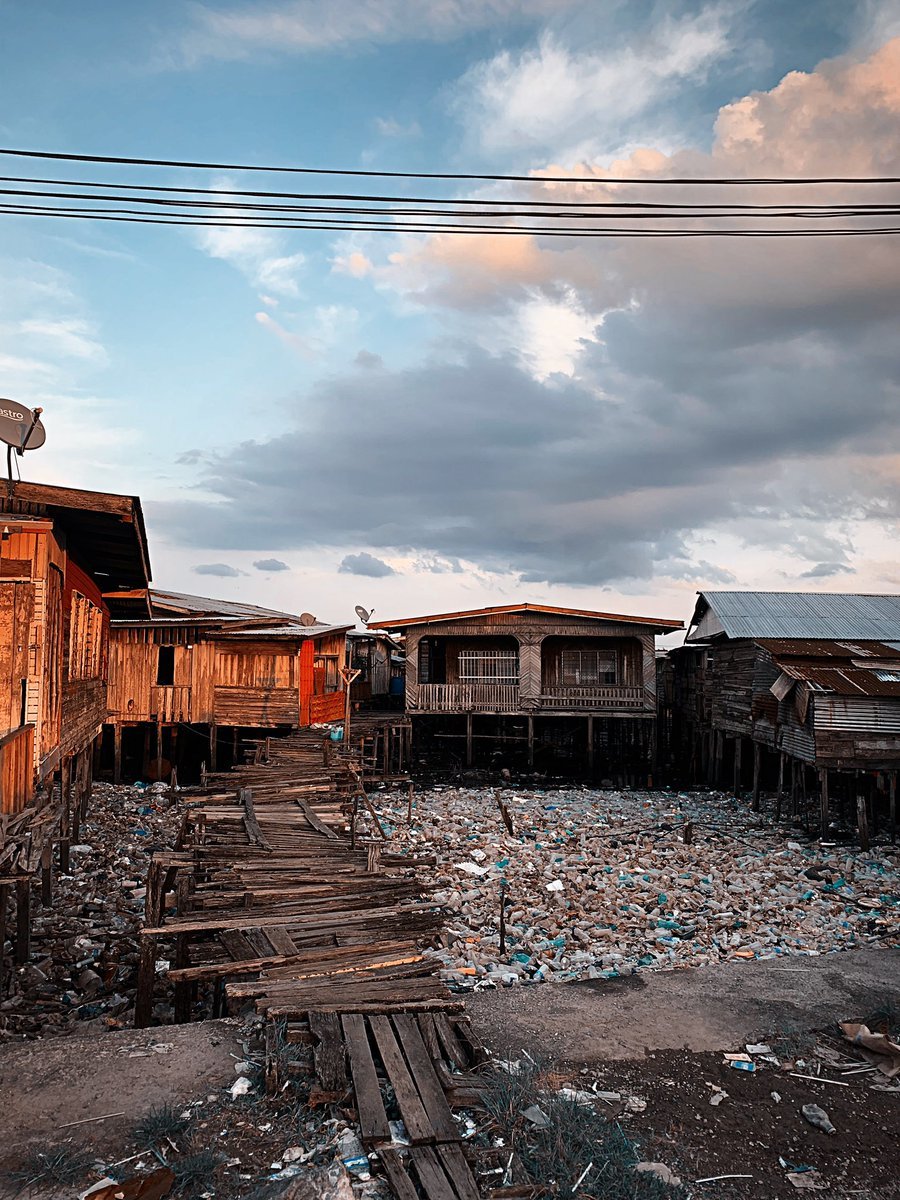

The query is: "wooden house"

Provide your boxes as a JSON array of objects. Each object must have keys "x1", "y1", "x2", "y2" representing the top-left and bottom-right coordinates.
[
  {"x1": 104, "y1": 590, "x2": 351, "y2": 780},
  {"x1": 0, "y1": 480, "x2": 149, "y2": 971},
  {"x1": 346, "y1": 628, "x2": 403, "y2": 705},
  {"x1": 369, "y1": 603, "x2": 682, "y2": 778},
  {"x1": 673, "y1": 591, "x2": 900, "y2": 837}
]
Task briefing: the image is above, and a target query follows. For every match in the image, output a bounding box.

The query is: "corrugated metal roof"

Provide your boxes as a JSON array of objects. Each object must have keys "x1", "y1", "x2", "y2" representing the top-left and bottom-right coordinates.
[
  {"x1": 754, "y1": 638, "x2": 900, "y2": 658},
  {"x1": 218, "y1": 622, "x2": 351, "y2": 640},
  {"x1": 149, "y1": 589, "x2": 297, "y2": 622},
  {"x1": 695, "y1": 592, "x2": 900, "y2": 641}
]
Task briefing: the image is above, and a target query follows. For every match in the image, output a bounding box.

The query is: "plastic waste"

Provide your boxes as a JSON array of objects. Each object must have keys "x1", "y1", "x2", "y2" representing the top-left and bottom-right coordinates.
[{"x1": 801, "y1": 1103, "x2": 836, "y2": 1134}]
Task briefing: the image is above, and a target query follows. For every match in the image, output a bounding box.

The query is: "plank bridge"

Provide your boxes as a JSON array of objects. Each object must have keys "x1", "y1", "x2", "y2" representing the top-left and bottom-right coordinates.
[{"x1": 135, "y1": 722, "x2": 489, "y2": 1200}]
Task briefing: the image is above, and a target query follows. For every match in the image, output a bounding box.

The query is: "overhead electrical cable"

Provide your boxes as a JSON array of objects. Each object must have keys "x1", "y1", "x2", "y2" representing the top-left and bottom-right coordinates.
[{"x1": 1, "y1": 146, "x2": 899, "y2": 185}]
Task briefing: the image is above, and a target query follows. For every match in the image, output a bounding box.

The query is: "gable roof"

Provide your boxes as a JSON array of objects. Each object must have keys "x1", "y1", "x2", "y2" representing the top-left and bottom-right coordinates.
[
  {"x1": 757, "y1": 638, "x2": 900, "y2": 699},
  {"x1": 688, "y1": 591, "x2": 900, "y2": 643},
  {"x1": 370, "y1": 602, "x2": 682, "y2": 633},
  {"x1": 107, "y1": 587, "x2": 351, "y2": 640},
  {"x1": 0, "y1": 479, "x2": 150, "y2": 589}
]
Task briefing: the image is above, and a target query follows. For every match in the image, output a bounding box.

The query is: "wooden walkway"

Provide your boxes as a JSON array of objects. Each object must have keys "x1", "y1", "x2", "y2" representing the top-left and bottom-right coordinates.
[{"x1": 136, "y1": 726, "x2": 486, "y2": 1198}]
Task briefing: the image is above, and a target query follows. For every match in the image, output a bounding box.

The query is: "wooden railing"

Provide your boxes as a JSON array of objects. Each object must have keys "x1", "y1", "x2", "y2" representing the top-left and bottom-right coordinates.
[
  {"x1": 150, "y1": 685, "x2": 192, "y2": 722},
  {"x1": 539, "y1": 686, "x2": 646, "y2": 710},
  {"x1": 309, "y1": 690, "x2": 346, "y2": 724},
  {"x1": 415, "y1": 683, "x2": 521, "y2": 713},
  {"x1": 0, "y1": 724, "x2": 35, "y2": 816}
]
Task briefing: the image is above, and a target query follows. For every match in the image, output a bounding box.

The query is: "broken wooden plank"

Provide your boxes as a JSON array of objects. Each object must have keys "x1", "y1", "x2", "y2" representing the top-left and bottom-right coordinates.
[
  {"x1": 296, "y1": 797, "x2": 340, "y2": 839},
  {"x1": 342, "y1": 1013, "x2": 390, "y2": 1146},
  {"x1": 309, "y1": 1011, "x2": 349, "y2": 1096},
  {"x1": 240, "y1": 788, "x2": 273, "y2": 852},
  {"x1": 368, "y1": 1015, "x2": 433, "y2": 1144},
  {"x1": 409, "y1": 1146, "x2": 458, "y2": 1200},
  {"x1": 436, "y1": 1144, "x2": 481, "y2": 1200},
  {"x1": 392, "y1": 1014, "x2": 459, "y2": 1143},
  {"x1": 376, "y1": 1149, "x2": 420, "y2": 1200}
]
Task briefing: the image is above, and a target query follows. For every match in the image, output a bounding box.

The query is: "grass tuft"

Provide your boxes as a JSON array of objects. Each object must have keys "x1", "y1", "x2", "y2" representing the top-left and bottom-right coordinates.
[
  {"x1": 132, "y1": 1102, "x2": 191, "y2": 1150},
  {"x1": 477, "y1": 1060, "x2": 681, "y2": 1199},
  {"x1": 171, "y1": 1147, "x2": 221, "y2": 1197},
  {"x1": 9, "y1": 1143, "x2": 94, "y2": 1189}
]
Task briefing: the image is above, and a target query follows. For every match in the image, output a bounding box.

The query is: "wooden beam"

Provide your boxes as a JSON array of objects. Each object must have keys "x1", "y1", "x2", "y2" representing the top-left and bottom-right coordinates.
[
  {"x1": 856, "y1": 794, "x2": 870, "y2": 852},
  {"x1": 465, "y1": 715, "x2": 473, "y2": 767},
  {"x1": 113, "y1": 723, "x2": 122, "y2": 784},
  {"x1": 819, "y1": 767, "x2": 829, "y2": 838},
  {"x1": 751, "y1": 741, "x2": 761, "y2": 812}
]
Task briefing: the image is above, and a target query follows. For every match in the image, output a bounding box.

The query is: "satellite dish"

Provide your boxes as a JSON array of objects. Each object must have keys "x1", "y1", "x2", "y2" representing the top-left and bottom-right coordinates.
[
  {"x1": 0, "y1": 400, "x2": 45, "y2": 451},
  {"x1": 355, "y1": 605, "x2": 372, "y2": 624},
  {"x1": 299, "y1": 612, "x2": 317, "y2": 627}
]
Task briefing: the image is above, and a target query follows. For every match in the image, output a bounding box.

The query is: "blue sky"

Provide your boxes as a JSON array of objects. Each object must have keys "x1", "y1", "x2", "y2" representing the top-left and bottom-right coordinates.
[{"x1": 1, "y1": 0, "x2": 898, "y2": 631}]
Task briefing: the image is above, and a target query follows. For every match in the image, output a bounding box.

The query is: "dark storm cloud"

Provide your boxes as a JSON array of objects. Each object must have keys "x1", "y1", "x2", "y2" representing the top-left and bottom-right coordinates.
[
  {"x1": 339, "y1": 552, "x2": 396, "y2": 578},
  {"x1": 800, "y1": 562, "x2": 855, "y2": 579},
  {"x1": 153, "y1": 292, "x2": 900, "y2": 586}
]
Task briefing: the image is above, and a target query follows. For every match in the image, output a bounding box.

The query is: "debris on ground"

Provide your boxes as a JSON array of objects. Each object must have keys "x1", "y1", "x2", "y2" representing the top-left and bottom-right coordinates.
[
  {"x1": 0, "y1": 782, "x2": 184, "y2": 1042},
  {"x1": 369, "y1": 786, "x2": 900, "y2": 987}
]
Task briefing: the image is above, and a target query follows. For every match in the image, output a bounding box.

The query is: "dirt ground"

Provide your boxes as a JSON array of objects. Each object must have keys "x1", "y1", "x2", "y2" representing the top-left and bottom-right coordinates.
[
  {"x1": 464, "y1": 947, "x2": 900, "y2": 1061},
  {"x1": 465, "y1": 950, "x2": 900, "y2": 1198}
]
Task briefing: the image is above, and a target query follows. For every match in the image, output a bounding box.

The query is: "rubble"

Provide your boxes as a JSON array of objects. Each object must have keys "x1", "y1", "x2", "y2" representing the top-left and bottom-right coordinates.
[
  {"x1": 1, "y1": 781, "x2": 183, "y2": 1041},
  {"x1": 371, "y1": 785, "x2": 900, "y2": 987}
]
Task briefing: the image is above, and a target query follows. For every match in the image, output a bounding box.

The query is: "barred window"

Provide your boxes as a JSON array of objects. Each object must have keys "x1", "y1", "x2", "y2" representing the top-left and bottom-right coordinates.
[
  {"x1": 560, "y1": 649, "x2": 617, "y2": 686},
  {"x1": 458, "y1": 649, "x2": 518, "y2": 684}
]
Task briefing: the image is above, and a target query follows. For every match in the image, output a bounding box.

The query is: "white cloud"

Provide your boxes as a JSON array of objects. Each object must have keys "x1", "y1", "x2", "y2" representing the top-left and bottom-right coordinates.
[
  {"x1": 192, "y1": 193, "x2": 305, "y2": 298},
  {"x1": 180, "y1": 0, "x2": 581, "y2": 63},
  {"x1": 19, "y1": 317, "x2": 107, "y2": 364},
  {"x1": 452, "y1": 7, "x2": 733, "y2": 160},
  {"x1": 374, "y1": 116, "x2": 422, "y2": 138}
]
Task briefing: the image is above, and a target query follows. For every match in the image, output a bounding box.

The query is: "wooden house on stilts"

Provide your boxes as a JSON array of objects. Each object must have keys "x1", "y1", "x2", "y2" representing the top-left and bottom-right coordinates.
[{"x1": 103, "y1": 590, "x2": 351, "y2": 781}]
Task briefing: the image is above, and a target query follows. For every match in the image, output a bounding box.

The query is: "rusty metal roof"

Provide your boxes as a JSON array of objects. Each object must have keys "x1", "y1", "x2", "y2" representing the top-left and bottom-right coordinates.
[{"x1": 759, "y1": 638, "x2": 900, "y2": 697}]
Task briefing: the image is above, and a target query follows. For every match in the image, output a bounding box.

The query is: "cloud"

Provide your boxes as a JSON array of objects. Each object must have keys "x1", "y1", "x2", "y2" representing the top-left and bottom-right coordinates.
[
  {"x1": 193, "y1": 194, "x2": 305, "y2": 298},
  {"x1": 800, "y1": 562, "x2": 856, "y2": 579},
  {"x1": 193, "y1": 562, "x2": 245, "y2": 577},
  {"x1": 374, "y1": 116, "x2": 421, "y2": 138},
  {"x1": 451, "y1": 7, "x2": 733, "y2": 159},
  {"x1": 339, "y1": 552, "x2": 397, "y2": 578},
  {"x1": 154, "y1": 37, "x2": 900, "y2": 592},
  {"x1": 332, "y1": 250, "x2": 374, "y2": 279},
  {"x1": 180, "y1": 0, "x2": 581, "y2": 63},
  {"x1": 354, "y1": 349, "x2": 383, "y2": 369},
  {"x1": 253, "y1": 557, "x2": 291, "y2": 572}
]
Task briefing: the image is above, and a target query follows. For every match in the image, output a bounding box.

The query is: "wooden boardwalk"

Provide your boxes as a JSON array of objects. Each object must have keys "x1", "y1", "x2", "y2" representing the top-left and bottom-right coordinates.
[{"x1": 136, "y1": 726, "x2": 486, "y2": 1199}]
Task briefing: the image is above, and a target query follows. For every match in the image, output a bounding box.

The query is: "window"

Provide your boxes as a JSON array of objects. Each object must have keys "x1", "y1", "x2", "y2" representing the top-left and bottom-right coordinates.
[
  {"x1": 156, "y1": 644, "x2": 175, "y2": 686},
  {"x1": 560, "y1": 648, "x2": 617, "y2": 686},
  {"x1": 68, "y1": 592, "x2": 105, "y2": 680},
  {"x1": 314, "y1": 655, "x2": 340, "y2": 693},
  {"x1": 458, "y1": 649, "x2": 518, "y2": 684}
]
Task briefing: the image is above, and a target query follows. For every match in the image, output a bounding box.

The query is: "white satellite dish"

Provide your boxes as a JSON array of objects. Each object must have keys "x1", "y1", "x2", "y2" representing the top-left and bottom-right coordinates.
[
  {"x1": 299, "y1": 612, "x2": 318, "y2": 627},
  {"x1": 355, "y1": 605, "x2": 372, "y2": 624}
]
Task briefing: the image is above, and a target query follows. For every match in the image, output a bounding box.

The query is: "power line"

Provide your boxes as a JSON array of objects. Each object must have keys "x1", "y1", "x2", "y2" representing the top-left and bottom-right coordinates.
[
  {"x1": 2, "y1": 204, "x2": 898, "y2": 236},
  {"x1": 1, "y1": 146, "x2": 899, "y2": 185}
]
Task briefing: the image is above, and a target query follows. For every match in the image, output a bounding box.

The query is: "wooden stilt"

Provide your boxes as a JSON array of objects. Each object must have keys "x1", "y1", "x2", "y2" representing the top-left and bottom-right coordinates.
[
  {"x1": 751, "y1": 741, "x2": 761, "y2": 812},
  {"x1": 15, "y1": 877, "x2": 30, "y2": 964},
  {"x1": 775, "y1": 752, "x2": 785, "y2": 822},
  {"x1": 465, "y1": 715, "x2": 473, "y2": 768},
  {"x1": 856, "y1": 794, "x2": 870, "y2": 851},
  {"x1": 59, "y1": 761, "x2": 71, "y2": 876},
  {"x1": 733, "y1": 736, "x2": 743, "y2": 796},
  {"x1": 113, "y1": 724, "x2": 123, "y2": 784},
  {"x1": 819, "y1": 767, "x2": 829, "y2": 838},
  {"x1": 142, "y1": 725, "x2": 152, "y2": 780},
  {"x1": 209, "y1": 724, "x2": 218, "y2": 773},
  {"x1": 527, "y1": 716, "x2": 534, "y2": 769},
  {"x1": 40, "y1": 842, "x2": 53, "y2": 906},
  {"x1": 890, "y1": 772, "x2": 897, "y2": 844}
]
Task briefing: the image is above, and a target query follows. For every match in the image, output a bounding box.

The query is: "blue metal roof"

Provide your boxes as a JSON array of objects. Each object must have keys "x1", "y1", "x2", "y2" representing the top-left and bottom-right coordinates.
[{"x1": 692, "y1": 591, "x2": 900, "y2": 641}]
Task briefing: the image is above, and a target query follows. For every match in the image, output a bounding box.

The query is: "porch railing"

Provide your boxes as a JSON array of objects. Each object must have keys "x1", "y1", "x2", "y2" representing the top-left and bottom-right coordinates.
[
  {"x1": 150, "y1": 685, "x2": 192, "y2": 722},
  {"x1": 415, "y1": 683, "x2": 521, "y2": 713},
  {"x1": 539, "y1": 685, "x2": 646, "y2": 710}
]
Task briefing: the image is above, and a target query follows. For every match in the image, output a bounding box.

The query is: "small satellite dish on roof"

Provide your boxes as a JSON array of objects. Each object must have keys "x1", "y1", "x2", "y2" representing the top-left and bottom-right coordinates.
[
  {"x1": 299, "y1": 612, "x2": 317, "y2": 627},
  {"x1": 0, "y1": 400, "x2": 45, "y2": 482},
  {"x1": 355, "y1": 605, "x2": 373, "y2": 624}
]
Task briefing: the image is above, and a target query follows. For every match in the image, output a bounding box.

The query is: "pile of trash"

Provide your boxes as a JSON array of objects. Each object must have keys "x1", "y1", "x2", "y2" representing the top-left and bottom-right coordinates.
[
  {"x1": 1, "y1": 780, "x2": 182, "y2": 1040},
  {"x1": 373, "y1": 786, "x2": 900, "y2": 988}
]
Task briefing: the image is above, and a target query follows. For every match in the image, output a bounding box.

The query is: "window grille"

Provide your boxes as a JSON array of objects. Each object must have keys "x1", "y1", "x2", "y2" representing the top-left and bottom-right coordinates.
[
  {"x1": 457, "y1": 649, "x2": 518, "y2": 684},
  {"x1": 560, "y1": 649, "x2": 617, "y2": 686}
]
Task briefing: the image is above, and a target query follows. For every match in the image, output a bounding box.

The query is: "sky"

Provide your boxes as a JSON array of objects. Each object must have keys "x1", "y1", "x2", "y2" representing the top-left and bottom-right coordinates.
[{"x1": 0, "y1": 0, "x2": 898, "y2": 638}]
